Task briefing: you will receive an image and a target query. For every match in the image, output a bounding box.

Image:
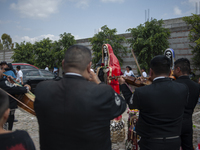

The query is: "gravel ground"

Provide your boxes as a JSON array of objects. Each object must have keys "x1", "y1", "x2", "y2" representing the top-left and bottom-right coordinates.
[{"x1": 12, "y1": 104, "x2": 200, "y2": 150}]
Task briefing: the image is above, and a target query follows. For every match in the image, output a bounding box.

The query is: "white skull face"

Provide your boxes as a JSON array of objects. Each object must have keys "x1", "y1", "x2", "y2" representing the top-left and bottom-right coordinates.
[
  {"x1": 165, "y1": 51, "x2": 172, "y2": 60},
  {"x1": 103, "y1": 45, "x2": 107, "y2": 54}
]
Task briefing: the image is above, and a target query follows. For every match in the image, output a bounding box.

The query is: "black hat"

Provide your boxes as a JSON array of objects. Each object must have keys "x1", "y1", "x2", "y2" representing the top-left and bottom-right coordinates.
[{"x1": 0, "y1": 61, "x2": 7, "y2": 65}]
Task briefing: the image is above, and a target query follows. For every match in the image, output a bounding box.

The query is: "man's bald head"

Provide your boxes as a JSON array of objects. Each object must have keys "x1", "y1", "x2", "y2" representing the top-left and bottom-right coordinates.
[{"x1": 63, "y1": 45, "x2": 92, "y2": 73}]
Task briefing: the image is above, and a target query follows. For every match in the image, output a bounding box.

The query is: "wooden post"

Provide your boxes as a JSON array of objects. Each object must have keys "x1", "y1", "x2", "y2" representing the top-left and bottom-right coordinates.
[{"x1": 131, "y1": 49, "x2": 142, "y2": 76}]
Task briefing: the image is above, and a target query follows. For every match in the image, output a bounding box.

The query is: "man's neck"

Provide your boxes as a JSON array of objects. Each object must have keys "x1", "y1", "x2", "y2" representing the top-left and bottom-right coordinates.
[{"x1": 0, "y1": 127, "x2": 12, "y2": 134}]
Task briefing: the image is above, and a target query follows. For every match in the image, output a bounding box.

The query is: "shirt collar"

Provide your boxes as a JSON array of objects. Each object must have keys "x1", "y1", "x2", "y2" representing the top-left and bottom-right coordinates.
[
  {"x1": 65, "y1": 72, "x2": 82, "y2": 77},
  {"x1": 153, "y1": 76, "x2": 166, "y2": 81}
]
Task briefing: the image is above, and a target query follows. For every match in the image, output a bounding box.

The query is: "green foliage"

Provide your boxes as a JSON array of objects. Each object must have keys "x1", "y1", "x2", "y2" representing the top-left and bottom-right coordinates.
[
  {"x1": 1, "y1": 33, "x2": 13, "y2": 49},
  {"x1": 11, "y1": 41, "x2": 35, "y2": 64},
  {"x1": 33, "y1": 38, "x2": 54, "y2": 69},
  {"x1": 90, "y1": 25, "x2": 127, "y2": 67},
  {"x1": 127, "y1": 19, "x2": 170, "y2": 73},
  {"x1": 182, "y1": 14, "x2": 200, "y2": 70},
  {"x1": 12, "y1": 32, "x2": 76, "y2": 69},
  {"x1": 56, "y1": 32, "x2": 76, "y2": 66}
]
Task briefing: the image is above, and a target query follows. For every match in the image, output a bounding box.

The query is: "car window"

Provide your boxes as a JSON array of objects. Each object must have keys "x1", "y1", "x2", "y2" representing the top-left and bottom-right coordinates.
[
  {"x1": 26, "y1": 70, "x2": 40, "y2": 76},
  {"x1": 24, "y1": 66, "x2": 37, "y2": 69},
  {"x1": 20, "y1": 65, "x2": 27, "y2": 69},
  {"x1": 40, "y1": 70, "x2": 55, "y2": 77}
]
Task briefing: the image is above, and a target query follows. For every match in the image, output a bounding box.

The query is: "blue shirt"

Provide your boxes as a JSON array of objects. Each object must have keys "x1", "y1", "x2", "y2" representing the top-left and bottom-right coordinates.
[{"x1": 4, "y1": 70, "x2": 16, "y2": 79}]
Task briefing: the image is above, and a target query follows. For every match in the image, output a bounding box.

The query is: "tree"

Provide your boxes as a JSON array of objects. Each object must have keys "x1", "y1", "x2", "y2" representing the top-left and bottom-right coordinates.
[
  {"x1": 12, "y1": 32, "x2": 76, "y2": 69},
  {"x1": 33, "y1": 38, "x2": 55, "y2": 69},
  {"x1": 90, "y1": 25, "x2": 128, "y2": 67},
  {"x1": 127, "y1": 19, "x2": 170, "y2": 73},
  {"x1": 11, "y1": 41, "x2": 35, "y2": 64},
  {"x1": 1, "y1": 33, "x2": 13, "y2": 49},
  {"x1": 55, "y1": 32, "x2": 76, "y2": 67},
  {"x1": 182, "y1": 14, "x2": 200, "y2": 70}
]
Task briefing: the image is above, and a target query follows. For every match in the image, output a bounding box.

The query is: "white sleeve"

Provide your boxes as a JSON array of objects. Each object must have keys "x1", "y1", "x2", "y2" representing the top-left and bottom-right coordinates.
[
  {"x1": 19, "y1": 71, "x2": 23, "y2": 78},
  {"x1": 124, "y1": 71, "x2": 126, "y2": 76},
  {"x1": 142, "y1": 72, "x2": 147, "y2": 77}
]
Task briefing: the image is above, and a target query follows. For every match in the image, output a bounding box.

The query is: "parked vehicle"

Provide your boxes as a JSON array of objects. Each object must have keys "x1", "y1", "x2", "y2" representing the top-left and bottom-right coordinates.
[
  {"x1": 22, "y1": 69, "x2": 60, "y2": 93},
  {"x1": 12, "y1": 63, "x2": 39, "y2": 70}
]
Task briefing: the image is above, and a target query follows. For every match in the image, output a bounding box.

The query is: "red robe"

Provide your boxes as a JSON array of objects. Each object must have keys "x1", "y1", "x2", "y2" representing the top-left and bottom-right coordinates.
[
  {"x1": 102, "y1": 44, "x2": 121, "y2": 94},
  {"x1": 102, "y1": 44, "x2": 122, "y2": 120}
]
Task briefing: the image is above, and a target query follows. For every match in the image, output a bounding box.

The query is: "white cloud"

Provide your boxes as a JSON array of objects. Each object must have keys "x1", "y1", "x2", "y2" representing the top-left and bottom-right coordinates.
[
  {"x1": 13, "y1": 34, "x2": 60, "y2": 44},
  {"x1": 174, "y1": 6, "x2": 182, "y2": 15},
  {"x1": 13, "y1": 33, "x2": 84, "y2": 44},
  {"x1": 10, "y1": 0, "x2": 62, "y2": 19},
  {"x1": 161, "y1": 13, "x2": 168, "y2": 18},
  {"x1": 68, "y1": 0, "x2": 90, "y2": 9},
  {"x1": 100, "y1": 0, "x2": 125, "y2": 3}
]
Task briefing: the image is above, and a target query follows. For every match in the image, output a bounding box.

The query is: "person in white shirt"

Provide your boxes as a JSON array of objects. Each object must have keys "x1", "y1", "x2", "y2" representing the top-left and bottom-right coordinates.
[
  {"x1": 45, "y1": 65, "x2": 49, "y2": 71},
  {"x1": 124, "y1": 66, "x2": 135, "y2": 77},
  {"x1": 16, "y1": 66, "x2": 23, "y2": 85},
  {"x1": 141, "y1": 68, "x2": 147, "y2": 77}
]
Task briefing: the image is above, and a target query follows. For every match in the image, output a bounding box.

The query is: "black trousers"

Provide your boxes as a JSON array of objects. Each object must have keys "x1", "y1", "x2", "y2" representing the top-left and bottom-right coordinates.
[
  {"x1": 181, "y1": 118, "x2": 193, "y2": 150},
  {"x1": 138, "y1": 137, "x2": 181, "y2": 150},
  {"x1": 6, "y1": 109, "x2": 15, "y2": 130}
]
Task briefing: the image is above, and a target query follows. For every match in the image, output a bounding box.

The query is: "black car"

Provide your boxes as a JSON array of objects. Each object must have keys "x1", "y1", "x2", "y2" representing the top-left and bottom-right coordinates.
[{"x1": 22, "y1": 69, "x2": 60, "y2": 93}]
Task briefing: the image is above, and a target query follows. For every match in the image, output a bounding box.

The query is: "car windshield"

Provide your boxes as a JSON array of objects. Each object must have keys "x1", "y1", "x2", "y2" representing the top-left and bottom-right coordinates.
[
  {"x1": 40, "y1": 70, "x2": 55, "y2": 78},
  {"x1": 23, "y1": 70, "x2": 40, "y2": 77}
]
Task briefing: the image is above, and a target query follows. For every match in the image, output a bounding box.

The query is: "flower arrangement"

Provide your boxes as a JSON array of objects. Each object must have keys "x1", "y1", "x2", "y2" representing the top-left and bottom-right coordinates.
[{"x1": 101, "y1": 63, "x2": 108, "y2": 69}]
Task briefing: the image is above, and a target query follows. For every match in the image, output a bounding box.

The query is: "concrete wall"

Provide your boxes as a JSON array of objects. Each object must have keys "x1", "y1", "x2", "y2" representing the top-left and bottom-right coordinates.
[
  {"x1": 1, "y1": 16, "x2": 197, "y2": 75},
  {"x1": 0, "y1": 49, "x2": 14, "y2": 63}
]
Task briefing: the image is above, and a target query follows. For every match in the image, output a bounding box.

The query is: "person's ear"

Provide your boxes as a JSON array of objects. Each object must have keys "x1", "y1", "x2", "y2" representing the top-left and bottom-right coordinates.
[
  {"x1": 3, "y1": 108, "x2": 10, "y2": 123},
  {"x1": 87, "y1": 62, "x2": 92, "y2": 73},
  {"x1": 150, "y1": 68, "x2": 153, "y2": 77},
  {"x1": 176, "y1": 67, "x2": 181, "y2": 73}
]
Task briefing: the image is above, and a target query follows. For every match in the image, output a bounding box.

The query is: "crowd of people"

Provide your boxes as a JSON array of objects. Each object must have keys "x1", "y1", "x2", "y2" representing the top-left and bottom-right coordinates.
[{"x1": 0, "y1": 44, "x2": 199, "y2": 150}]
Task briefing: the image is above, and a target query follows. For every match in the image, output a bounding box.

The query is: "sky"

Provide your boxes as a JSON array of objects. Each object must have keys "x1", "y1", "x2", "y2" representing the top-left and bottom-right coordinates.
[{"x1": 0, "y1": 0, "x2": 200, "y2": 45}]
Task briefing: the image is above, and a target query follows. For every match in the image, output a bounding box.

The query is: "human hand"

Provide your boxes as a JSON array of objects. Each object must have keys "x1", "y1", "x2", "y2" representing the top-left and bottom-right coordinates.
[
  {"x1": 89, "y1": 70, "x2": 101, "y2": 84},
  {"x1": 118, "y1": 75, "x2": 126, "y2": 85},
  {"x1": 24, "y1": 84, "x2": 31, "y2": 91}
]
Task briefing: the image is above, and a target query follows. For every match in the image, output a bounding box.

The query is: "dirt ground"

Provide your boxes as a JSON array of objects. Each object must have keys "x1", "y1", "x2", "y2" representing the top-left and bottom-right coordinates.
[{"x1": 13, "y1": 104, "x2": 200, "y2": 150}]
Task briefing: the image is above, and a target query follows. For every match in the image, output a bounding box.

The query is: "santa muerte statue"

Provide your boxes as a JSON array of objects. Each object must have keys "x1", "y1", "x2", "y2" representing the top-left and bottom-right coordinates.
[
  {"x1": 97, "y1": 44, "x2": 125, "y2": 143},
  {"x1": 164, "y1": 48, "x2": 176, "y2": 79}
]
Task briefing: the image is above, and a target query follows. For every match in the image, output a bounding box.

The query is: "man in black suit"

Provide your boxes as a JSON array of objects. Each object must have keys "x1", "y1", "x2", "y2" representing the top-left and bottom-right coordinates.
[
  {"x1": 34, "y1": 45, "x2": 127, "y2": 150},
  {"x1": 119, "y1": 55, "x2": 189, "y2": 150},
  {"x1": 0, "y1": 70, "x2": 31, "y2": 130},
  {"x1": 173, "y1": 58, "x2": 200, "y2": 150}
]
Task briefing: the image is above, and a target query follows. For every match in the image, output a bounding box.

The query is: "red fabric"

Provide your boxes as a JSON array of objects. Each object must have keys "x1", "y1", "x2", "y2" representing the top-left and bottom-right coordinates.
[
  {"x1": 102, "y1": 44, "x2": 121, "y2": 94},
  {"x1": 102, "y1": 44, "x2": 122, "y2": 120}
]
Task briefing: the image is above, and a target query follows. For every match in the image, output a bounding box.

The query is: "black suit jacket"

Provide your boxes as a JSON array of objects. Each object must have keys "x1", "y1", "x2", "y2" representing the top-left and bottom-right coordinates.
[
  {"x1": 120, "y1": 78, "x2": 188, "y2": 138},
  {"x1": 34, "y1": 75, "x2": 127, "y2": 150},
  {"x1": 0, "y1": 78, "x2": 28, "y2": 109},
  {"x1": 175, "y1": 76, "x2": 200, "y2": 118}
]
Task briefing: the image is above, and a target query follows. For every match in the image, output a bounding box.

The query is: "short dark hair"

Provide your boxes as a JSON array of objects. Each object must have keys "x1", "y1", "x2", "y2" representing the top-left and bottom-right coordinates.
[
  {"x1": 150, "y1": 55, "x2": 170, "y2": 75},
  {"x1": 0, "y1": 61, "x2": 7, "y2": 65},
  {"x1": 174, "y1": 58, "x2": 191, "y2": 75},
  {"x1": 0, "y1": 89, "x2": 9, "y2": 119},
  {"x1": 16, "y1": 65, "x2": 21, "y2": 70},
  {"x1": 126, "y1": 66, "x2": 132, "y2": 70},
  {"x1": 64, "y1": 45, "x2": 92, "y2": 72}
]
